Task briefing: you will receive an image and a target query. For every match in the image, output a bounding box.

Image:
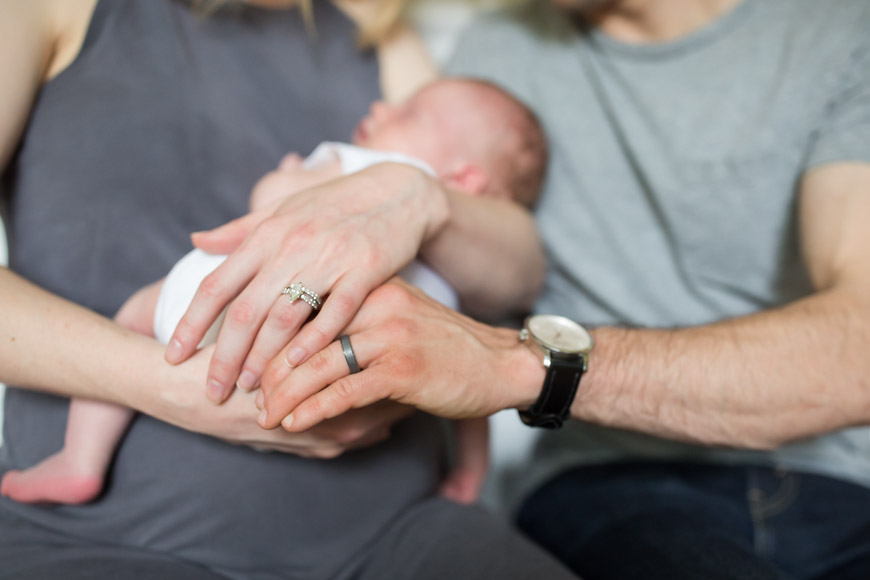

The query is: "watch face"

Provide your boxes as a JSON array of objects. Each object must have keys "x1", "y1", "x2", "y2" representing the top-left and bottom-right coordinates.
[{"x1": 527, "y1": 315, "x2": 593, "y2": 354}]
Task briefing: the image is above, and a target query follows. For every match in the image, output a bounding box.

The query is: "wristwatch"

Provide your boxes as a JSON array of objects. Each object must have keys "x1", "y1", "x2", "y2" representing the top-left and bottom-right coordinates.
[{"x1": 518, "y1": 314, "x2": 594, "y2": 429}]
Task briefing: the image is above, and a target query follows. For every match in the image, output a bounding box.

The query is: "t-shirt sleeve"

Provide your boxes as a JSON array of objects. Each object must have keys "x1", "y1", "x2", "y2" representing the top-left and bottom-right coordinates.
[{"x1": 805, "y1": 36, "x2": 870, "y2": 169}]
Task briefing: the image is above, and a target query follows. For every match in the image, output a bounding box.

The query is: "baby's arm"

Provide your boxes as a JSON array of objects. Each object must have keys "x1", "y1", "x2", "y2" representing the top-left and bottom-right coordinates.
[
  {"x1": 114, "y1": 278, "x2": 165, "y2": 337},
  {"x1": 440, "y1": 417, "x2": 490, "y2": 505},
  {"x1": 249, "y1": 153, "x2": 344, "y2": 212}
]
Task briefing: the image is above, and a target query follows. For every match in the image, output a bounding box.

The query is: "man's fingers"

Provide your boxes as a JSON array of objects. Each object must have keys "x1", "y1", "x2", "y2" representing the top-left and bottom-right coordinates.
[
  {"x1": 281, "y1": 368, "x2": 391, "y2": 433},
  {"x1": 260, "y1": 335, "x2": 363, "y2": 429}
]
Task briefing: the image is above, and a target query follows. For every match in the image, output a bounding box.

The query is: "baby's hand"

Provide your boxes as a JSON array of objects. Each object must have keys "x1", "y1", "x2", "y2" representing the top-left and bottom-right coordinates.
[
  {"x1": 248, "y1": 153, "x2": 343, "y2": 212},
  {"x1": 277, "y1": 152, "x2": 303, "y2": 171}
]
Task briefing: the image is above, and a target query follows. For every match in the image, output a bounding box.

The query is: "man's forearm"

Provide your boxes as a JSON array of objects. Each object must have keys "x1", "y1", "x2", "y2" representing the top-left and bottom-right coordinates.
[
  {"x1": 570, "y1": 286, "x2": 870, "y2": 449},
  {"x1": 420, "y1": 187, "x2": 546, "y2": 319}
]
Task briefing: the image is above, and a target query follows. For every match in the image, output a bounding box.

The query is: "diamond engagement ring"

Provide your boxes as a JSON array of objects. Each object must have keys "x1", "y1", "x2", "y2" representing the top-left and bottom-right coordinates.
[{"x1": 282, "y1": 282, "x2": 322, "y2": 311}]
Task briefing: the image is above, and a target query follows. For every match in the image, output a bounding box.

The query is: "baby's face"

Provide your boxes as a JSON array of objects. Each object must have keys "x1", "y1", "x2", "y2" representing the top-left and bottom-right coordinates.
[{"x1": 353, "y1": 81, "x2": 470, "y2": 174}]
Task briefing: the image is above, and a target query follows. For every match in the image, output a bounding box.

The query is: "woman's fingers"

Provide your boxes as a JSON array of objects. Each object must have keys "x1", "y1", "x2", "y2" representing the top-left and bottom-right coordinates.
[
  {"x1": 206, "y1": 267, "x2": 323, "y2": 403},
  {"x1": 167, "y1": 210, "x2": 270, "y2": 369},
  {"x1": 238, "y1": 275, "x2": 367, "y2": 394},
  {"x1": 165, "y1": 249, "x2": 261, "y2": 367},
  {"x1": 171, "y1": 165, "x2": 439, "y2": 406},
  {"x1": 236, "y1": 289, "x2": 318, "y2": 392},
  {"x1": 282, "y1": 275, "x2": 367, "y2": 367},
  {"x1": 190, "y1": 210, "x2": 263, "y2": 255},
  {"x1": 259, "y1": 281, "x2": 429, "y2": 430}
]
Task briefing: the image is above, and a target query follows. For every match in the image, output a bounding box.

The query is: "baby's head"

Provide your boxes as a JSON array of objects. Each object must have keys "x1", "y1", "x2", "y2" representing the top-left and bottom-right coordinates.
[{"x1": 353, "y1": 78, "x2": 547, "y2": 207}]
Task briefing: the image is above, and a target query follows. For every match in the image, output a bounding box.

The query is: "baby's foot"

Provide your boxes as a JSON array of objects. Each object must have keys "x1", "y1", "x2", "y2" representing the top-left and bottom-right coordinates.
[
  {"x1": 1, "y1": 453, "x2": 104, "y2": 505},
  {"x1": 439, "y1": 468, "x2": 486, "y2": 505}
]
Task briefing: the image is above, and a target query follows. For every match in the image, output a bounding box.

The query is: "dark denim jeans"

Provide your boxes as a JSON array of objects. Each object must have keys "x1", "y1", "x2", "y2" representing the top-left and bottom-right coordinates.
[{"x1": 517, "y1": 462, "x2": 870, "y2": 580}]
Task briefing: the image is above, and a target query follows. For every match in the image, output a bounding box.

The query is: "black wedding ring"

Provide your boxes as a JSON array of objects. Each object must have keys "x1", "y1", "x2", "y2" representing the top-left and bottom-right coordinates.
[{"x1": 340, "y1": 335, "x2": 361, "y2": 374}]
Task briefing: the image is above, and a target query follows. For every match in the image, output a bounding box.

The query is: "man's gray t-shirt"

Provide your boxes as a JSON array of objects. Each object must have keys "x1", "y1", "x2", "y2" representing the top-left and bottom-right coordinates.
[{"x1": 449, "y1": 0, "x2": 870, "y2": 503}]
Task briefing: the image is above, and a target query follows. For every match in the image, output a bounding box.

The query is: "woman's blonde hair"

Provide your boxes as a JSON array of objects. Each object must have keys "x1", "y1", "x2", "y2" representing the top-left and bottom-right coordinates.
[
  {"x1": 356, "y1": 0, "x2": 406, "y2": 47},
  {"x1": 190, "y1": 0, "x2": 406, "y2": 47}
]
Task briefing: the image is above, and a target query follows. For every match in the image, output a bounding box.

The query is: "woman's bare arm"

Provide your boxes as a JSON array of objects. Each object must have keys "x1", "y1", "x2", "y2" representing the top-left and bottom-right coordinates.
[
  {"x1": 0, "y1": 0, "x2": 54, "y2": 169},
  {"x1": 0, "y1": 0, "x2": 394, "y2": 456}
]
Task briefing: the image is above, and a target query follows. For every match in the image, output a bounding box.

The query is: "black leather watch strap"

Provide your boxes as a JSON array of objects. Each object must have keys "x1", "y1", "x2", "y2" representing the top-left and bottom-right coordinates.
[{"x1": 518, "y1": 353, "x2": 586, "y2": 429}]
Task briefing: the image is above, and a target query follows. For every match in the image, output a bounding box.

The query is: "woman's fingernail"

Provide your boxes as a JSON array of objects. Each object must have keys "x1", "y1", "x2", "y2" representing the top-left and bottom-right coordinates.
[
  {"x1": 286, "y1": 347, "x2": 306, "y2": 367},
  {"x1": 206, "y1": 380, "x2": 225, "y2": 403},
  {"x1": 237, "y1": 370, "x2": 257, "y2": 392},
  {"x1": 257, "y1": 409, "x2": 268, "y2": 427},
  {"x1": 255, "y1": 390, "x2": 265, "y2": 410},
  {"x1": 281, "y1": 414, "x2": 294, "y2": 430},
  {"x1": 165, "y1": 339, "x2": 184, "y2": 363}
]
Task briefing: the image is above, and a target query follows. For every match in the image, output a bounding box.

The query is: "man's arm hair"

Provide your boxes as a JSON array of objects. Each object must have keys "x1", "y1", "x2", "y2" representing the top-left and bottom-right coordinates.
[{"x1": 571, "y1": 163, "x2": 870, "y2": 449}]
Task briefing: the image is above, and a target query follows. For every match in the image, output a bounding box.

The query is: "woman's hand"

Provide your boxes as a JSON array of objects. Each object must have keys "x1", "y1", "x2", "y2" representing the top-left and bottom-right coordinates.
[
  {"x1": 257, "y1": 279, "x2": 545, "y2": 432},
  {"x1": 148, "y1": 344, "x2": 410, "y2": 457},
  {"x1": 165, "y1": 163, "x2": 449, "y2": 405}
]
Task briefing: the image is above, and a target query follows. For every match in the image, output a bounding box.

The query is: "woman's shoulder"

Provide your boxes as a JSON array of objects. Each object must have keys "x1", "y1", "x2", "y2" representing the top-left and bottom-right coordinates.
[{"x1": 42, "y1": 0, "x2": 99, "y2": 82}]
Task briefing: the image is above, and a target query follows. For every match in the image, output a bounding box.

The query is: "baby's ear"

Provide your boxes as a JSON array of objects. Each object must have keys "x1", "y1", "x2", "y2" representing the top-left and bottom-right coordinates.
[{"x1": 442, "y1": 164, "x2": 488, "y2": 196}]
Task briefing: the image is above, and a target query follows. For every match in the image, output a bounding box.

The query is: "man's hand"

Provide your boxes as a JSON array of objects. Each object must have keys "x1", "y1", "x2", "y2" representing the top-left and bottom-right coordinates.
[
  {"x1": 257, "y1": 279, "x2": 543, "y2": 433},
  {"x1": 164, "y1": 164, "x2": 448, "y2": 405}
]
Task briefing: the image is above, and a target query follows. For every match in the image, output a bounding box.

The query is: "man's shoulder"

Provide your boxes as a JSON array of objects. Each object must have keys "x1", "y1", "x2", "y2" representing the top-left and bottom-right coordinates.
[
  {"x1": 446, "y1": 2, "x2": 574, "y2": 100},
  {"x1": 763, "y1": 0, "x2": 870, "y2": 100},
  {"x1": 784, "y1": 0, "x2": 870, "y2": 26},
  {"x1": 770, "y1": 0, "x2": 869, "y2": 49}
]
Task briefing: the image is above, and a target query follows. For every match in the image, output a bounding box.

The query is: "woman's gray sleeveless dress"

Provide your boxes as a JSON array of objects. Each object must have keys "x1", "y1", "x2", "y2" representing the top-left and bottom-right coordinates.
[{"x1": 0, "y1": 2, "x2": 575, "y2": 578}]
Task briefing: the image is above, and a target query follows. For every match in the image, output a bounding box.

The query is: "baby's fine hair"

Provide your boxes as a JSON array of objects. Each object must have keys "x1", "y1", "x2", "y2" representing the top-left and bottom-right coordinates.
[{"x1": 457, "y1": 78, "x2": 549, "y2": 209}]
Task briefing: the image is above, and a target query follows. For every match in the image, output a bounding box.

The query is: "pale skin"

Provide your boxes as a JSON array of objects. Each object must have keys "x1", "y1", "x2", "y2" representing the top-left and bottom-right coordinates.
[
  {"x1": 1, "y1": 0, "x2": 541, "y2": 480},
  {"x1": 254, "y1": 0, "x2": 870, "y2": 454},
  {"x1": 1, "y1": 74, "x2": 546, "y2": 504}
]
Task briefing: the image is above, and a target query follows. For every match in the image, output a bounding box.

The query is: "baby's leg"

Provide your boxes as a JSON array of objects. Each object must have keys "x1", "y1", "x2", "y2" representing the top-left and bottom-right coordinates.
[
  {"x1": 0, "y1": 399, "x2": 134, "y2": 504},
  {"x1": 440, "y1": 418, "x2": 490, "y2": 505},
  {"x1": 114, "y1": 278, "x2": 164, "y2": 337}
]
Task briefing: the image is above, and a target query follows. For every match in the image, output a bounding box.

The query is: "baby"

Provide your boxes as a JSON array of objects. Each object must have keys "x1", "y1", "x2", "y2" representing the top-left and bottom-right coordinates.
[{"x1": 0, "y1": 77, "x2": 547, "y2": 506}]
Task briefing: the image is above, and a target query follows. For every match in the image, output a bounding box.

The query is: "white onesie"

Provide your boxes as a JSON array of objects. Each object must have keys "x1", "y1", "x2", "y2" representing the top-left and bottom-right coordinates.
[{"x1": 153, "y1": 142, "x2": 458, "y2": 344}]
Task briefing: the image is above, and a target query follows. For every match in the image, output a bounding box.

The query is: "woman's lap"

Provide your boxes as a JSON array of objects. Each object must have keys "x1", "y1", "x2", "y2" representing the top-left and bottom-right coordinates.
[
  {"x1": 0, "y1": 496, "x2": 575, "y2": 580},
  {"x1": 2, "y1": 545, "x2": 228, "y2": 580},
  {"x1": 356, "y1": 496, "x2": 576, "y2": 580}
]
